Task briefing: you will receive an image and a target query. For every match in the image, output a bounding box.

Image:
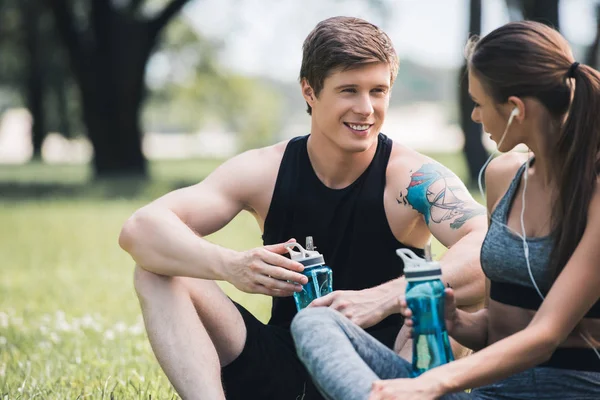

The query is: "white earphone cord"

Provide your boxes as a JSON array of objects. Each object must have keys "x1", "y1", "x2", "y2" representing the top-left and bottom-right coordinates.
[{"x1": 477, "y1": 110, "x2": 600, "y2": 362}]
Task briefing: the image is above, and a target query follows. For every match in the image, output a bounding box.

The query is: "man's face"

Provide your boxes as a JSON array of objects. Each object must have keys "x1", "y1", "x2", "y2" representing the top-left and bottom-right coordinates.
[{"x1": 303, "y1": 62, "x2": 391, "y2": 153}]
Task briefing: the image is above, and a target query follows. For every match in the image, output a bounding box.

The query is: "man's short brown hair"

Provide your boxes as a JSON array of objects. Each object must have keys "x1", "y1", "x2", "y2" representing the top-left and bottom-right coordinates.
[{"x1": 300, "y1": 16, "x2": 399, "y2": 115}]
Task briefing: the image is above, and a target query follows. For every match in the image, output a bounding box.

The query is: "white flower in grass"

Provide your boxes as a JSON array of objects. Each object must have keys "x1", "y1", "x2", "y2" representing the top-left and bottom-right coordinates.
[
  {"x1": 56, "y1": 320, "x2": 72, "y2": 332},
  {"x1": 40, "y1": 325, "x2": 48, "y2": 335},
  {"x1": 80, "y1": 314, "x2": 95, "y2": 327},
  {"x1": 71, "y1": 319, "x2": 81, "y2": 332},
  {"x1": 49, "y1": 332, "x2": 61, "y2": 344},
  {"x1": 128, "y1": 323, "x2": 145, "y2": 336},
  {"x1": 0, "y1": 363, "x2": 5, "y2": 377},
  {"x1": 114, "y1": 322, "x2": 127, "y2": 334},
  {"x1": 38, "y1": 341, "x2": 51, "y2": 350},
  {"x1": 0, "y1": 312, "x2": 8, "y2": 328},
  {"x1": 81, "y1": 314, "x2": 103, "y2": 332},
  {"x1": 0, "y1": 336, "x2": 6, "y2": 346},
  {"x1": 104, "y1": 330, "x2": 115, "y2": 341}
]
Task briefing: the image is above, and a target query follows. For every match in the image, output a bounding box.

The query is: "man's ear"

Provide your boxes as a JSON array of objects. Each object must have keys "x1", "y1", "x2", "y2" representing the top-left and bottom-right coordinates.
[{"x1": 301, "y1": 79, "x2": 316, "y2": 106}]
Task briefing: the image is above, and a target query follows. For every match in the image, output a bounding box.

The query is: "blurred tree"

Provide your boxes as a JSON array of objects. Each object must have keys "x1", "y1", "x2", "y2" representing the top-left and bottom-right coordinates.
[
  {"x1": 458, "y1": 0, "x2": 560, "y2": 186},
  {"x1": 144, "y1": 18, "x2": 283, "y2": 152},
  {"x1": 585, "y1": 4, "x2": 600, "y2": 69},
  {"x1": 0, "y1": 2, "x2": 23, "y2": 127},
  {"x1": 45, "y1": 0, "x2": 191, "y2": 178},
  {"x1": 459, "y1": 0, "x2": 487, "y2": 187},
  {"x1": 0, "y1": 0, "x2": 84, "y2": 159},
  {"x1": 511, "y1": 0, "x2": 560, "y2": 29},
  {"x1": 22, "y1": 0, "x2": 46, "y2": 159}
]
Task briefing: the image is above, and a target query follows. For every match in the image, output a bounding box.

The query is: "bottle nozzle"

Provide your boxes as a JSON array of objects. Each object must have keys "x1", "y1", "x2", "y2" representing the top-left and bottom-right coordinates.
[
  {"x1": 424, "y1": 241, "x2": 432, "y2": 262},
  {"x1": 306, "y1": 236, "x2": 315, "y2": 251},
  {"x1": 285, "y1": 238, "x2": 325, "y2": 268}
]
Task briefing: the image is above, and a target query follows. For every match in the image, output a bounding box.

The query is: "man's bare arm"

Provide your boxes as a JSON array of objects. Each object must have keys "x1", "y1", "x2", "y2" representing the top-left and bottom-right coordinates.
[
  {"x1": 118, "y1": 145, "x2": 308, "y2": 296},
  {"x1": 401, "y1": 161, "x2": 487, "y2": 307}
]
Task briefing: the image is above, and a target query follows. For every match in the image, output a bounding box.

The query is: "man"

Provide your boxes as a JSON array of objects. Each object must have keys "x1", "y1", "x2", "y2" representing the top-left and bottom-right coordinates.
[{"x1": 119, "y1": 16, "x2": 487, "y2": 400}]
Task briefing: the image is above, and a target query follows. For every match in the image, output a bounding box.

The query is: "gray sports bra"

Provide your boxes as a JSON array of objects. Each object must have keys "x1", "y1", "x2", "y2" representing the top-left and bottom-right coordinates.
[{"x1": 481, "y1": 160, "x2": 600, "y2": 318}]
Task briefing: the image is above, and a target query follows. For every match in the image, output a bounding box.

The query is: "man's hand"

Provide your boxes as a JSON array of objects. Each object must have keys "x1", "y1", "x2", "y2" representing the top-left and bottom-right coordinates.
[
  {"x1": 308, "y1": 284, "x2": 402, "y2": 329},
  {"x1": 369, "y1": 377, "x2": 444, "y2": 400},
  {"x1": 226, "y1": 240, "x2": 308, "y2": 297}
]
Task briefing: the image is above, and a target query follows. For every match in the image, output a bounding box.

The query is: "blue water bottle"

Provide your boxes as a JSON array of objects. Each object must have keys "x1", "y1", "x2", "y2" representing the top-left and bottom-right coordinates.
[
  {"x1": 285, "y1": 237, "x2": 332, "y2": 311},
  {"x1": 397, "y1": 248, "x2": 454, "y2": 376}
]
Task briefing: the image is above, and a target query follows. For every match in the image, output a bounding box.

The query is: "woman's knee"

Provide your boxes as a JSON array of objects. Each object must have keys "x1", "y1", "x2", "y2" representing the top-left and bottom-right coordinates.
[{"x1": 291, "y1": 307, "x2": 340, "y2": 340}]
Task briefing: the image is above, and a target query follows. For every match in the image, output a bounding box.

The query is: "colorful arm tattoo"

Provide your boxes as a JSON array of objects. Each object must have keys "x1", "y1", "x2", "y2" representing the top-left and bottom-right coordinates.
[{"x1": 397, "y1": 163, "x2": 486, "y2": 229}]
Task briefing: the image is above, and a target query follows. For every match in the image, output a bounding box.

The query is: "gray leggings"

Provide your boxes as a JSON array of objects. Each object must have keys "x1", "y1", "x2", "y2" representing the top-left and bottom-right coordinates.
[{"x1": 291, "y1": 307, "x2": 600, "y2": 400}]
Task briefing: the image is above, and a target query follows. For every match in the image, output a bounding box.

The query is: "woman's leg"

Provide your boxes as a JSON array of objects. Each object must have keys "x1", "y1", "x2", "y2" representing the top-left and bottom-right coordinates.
[
  {"x1": 292, "y1": 307, "x2": 476, "y2": 400},
  {"x1": 291, "y1": 307, "x2": 414, "y2": 399}
]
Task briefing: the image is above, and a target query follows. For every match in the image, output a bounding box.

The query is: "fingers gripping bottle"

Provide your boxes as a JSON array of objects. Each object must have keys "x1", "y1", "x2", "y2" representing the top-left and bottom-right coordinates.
[
  {"x1": 285, "y1": 237, "x2": 333, "y2": 311},
  {"x1": 396, "y1": 248, "x2": 454, "y2": 376}
]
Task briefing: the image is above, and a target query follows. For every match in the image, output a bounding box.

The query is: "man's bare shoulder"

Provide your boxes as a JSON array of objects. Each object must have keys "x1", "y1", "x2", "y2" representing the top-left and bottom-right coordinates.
[
  {"x1": 385, "y1": 142, "x2": 463, "y2": 188},
  {"x1": 385, "y1": 142, "x2": 426, "y2": 180},
  {"x1": 225, "y1": 140, "x2": 288, "y2": 172},
  {"x1": 206, "y1": 139, "x2": 289, "y2": 185},
  {"x1": 198, "y1": 139, "x2": 290, "y2": 216}
]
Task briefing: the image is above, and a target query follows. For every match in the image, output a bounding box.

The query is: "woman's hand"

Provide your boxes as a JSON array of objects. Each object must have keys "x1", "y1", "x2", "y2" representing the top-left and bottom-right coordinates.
[
  {"x1": 400, "y1": 288, "x2": 460, "y2": 337},
  {"x1": 368, "y1": 376, "x2": 444, "y2": 400}
]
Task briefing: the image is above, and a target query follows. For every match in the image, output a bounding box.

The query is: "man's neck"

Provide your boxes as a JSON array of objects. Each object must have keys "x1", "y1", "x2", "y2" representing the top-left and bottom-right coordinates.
[{"x1": 306, "y1": 132, "x2": 378, "y2": 189}]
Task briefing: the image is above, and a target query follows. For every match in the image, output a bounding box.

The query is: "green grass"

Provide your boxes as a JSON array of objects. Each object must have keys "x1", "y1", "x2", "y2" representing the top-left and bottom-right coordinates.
[{"x1": 0, "y1": 153, "x2": 476, "y2": 398}]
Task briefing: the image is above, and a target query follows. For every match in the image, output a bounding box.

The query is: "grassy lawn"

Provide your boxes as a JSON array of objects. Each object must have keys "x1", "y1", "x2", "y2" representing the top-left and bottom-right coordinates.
[{"x1": 0, "y1": 153, "x2": 478, "y2": 399}]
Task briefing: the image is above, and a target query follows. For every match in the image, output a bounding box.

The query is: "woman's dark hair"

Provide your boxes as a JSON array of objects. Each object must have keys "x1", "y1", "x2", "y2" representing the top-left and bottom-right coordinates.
[{"x1": 467, "y1": 21, "x2": 600, "y2": 279}]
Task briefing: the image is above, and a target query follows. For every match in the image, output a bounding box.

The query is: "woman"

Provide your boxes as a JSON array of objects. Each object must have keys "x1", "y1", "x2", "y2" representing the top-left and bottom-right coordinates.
[{"x1": 290, "y1": 21, "x2": 600, "y2": 399}]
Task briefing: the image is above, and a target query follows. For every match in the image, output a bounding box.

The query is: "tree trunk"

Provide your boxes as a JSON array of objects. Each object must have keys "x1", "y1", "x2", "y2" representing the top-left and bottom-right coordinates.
[
  {"x1": 23, "y1": 0, "x2": 46, "y2": 160},
  {"x1": 585, "y1": 4, "x2": 600, "y2": 69},
  {"x1": 80, "y1": 15, "x2": 153, "y2": 179},
  {"x1": 521, "y1": 0, "x2": 560, "y2": 30},
  {"x1": 53, "y1": 72, "x2": 71, "y2": 138},
  {"x1": 460, "y1": 0, "x2": 487, "y2": 186},
  {"x1": 46, "y1": 0, "x2": 190, "y2": 179}
]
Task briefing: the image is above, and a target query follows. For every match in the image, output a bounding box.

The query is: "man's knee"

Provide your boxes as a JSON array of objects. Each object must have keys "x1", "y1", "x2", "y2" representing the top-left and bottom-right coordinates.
[{"x1": 133, "y1": 265, "x2": 184, "y2": 302}]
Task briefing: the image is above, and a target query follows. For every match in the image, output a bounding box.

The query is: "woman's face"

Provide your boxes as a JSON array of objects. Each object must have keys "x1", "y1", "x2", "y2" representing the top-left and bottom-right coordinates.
[{"x1": 468, "y1": 70, "x2": 523, "y2": 152}]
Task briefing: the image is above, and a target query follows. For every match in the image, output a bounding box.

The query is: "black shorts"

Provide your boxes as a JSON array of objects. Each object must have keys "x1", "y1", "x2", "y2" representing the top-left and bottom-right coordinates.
[
  {"x1": 221, "y1": 302, "x2": 400, "y2": 400},
  {"x1": 221, "y1": 302, "x2": 323, "y2": 400}
]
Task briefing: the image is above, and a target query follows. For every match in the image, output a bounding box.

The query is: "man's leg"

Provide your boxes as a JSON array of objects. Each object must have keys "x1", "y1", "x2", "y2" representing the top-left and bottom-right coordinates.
[{"x1": 134, "y1": 265, "x2": 247, "y2": 400}]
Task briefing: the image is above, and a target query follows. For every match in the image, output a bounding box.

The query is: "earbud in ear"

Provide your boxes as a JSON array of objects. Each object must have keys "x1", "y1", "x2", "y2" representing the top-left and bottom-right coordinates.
[{"x1": 510, "y1": 108, "x2": 520, "y2": 118}]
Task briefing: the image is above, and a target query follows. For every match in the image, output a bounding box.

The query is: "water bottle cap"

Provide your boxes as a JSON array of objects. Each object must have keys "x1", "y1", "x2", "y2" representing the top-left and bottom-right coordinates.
[
  {"x1": 396, "y1": 248, "x2": 442, "y2": 281},
  {"x1": 285, "y1": 242, "x2": 325, "y2": 268}
]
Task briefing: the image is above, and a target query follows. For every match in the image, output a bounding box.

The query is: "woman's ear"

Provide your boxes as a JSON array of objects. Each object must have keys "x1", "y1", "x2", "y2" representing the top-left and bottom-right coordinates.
[{"x1": 507, "y1": 96, "x2": 526, "y2": 122}]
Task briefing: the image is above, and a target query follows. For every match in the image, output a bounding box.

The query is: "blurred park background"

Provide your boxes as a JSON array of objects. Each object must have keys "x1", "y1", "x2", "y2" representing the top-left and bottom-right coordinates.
[{"x1": 1, "y1": 0, "x2": 600, "y2": 397}]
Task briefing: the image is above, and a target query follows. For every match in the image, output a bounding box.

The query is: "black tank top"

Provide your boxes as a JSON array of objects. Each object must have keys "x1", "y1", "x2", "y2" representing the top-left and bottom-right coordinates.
[{"x1": 262, "y1": 133, "x2": 424, "y2": 348}]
